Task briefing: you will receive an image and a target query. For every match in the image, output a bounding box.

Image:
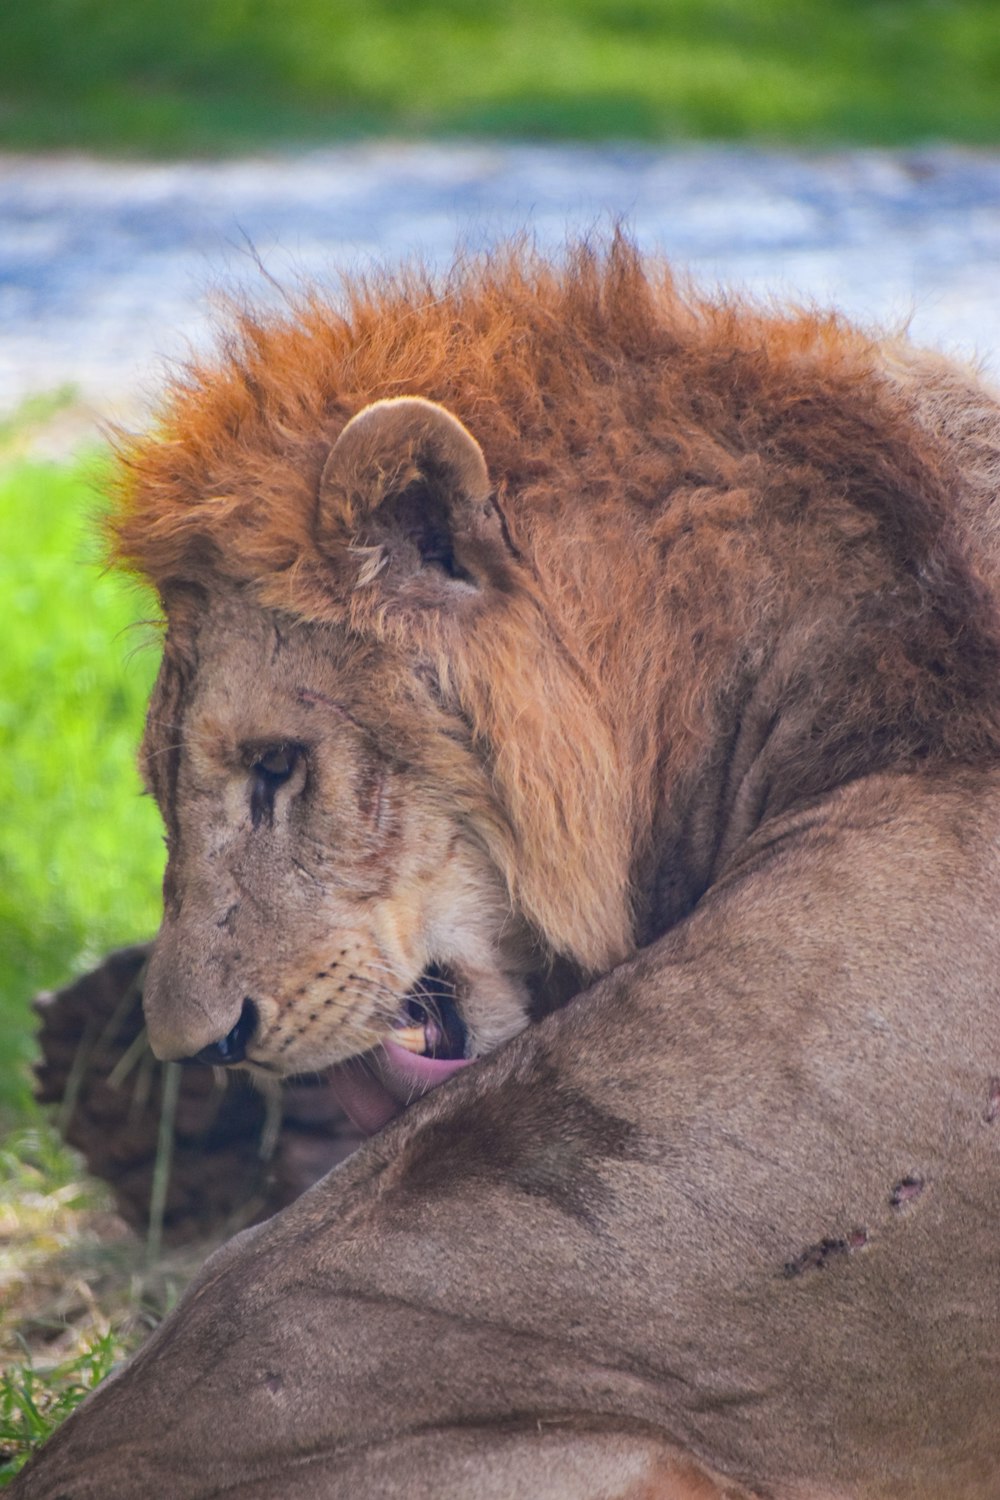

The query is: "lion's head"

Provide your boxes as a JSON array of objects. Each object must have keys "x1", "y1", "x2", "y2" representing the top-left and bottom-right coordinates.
[
  {"x1": 113, "y1": 240, "x2": 1000, "y2": 1129},
  {"x1": 134, "y1": 392, "x2": 629, "y2": 1127}
]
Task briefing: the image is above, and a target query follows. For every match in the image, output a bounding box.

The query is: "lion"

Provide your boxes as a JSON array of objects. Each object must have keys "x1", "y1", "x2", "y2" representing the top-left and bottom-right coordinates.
[{"x1": 14, "y1": 237, "x2": 1000, "y2": 1499}]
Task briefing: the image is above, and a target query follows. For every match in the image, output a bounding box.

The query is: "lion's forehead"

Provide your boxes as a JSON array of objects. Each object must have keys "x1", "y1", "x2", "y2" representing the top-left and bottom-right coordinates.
[
  {"x1": 160, "y1": 598, "x2": 384, "y2": 739},
  {"x1": 144, "y1": 593, "x2": 474, "y2": 849},
  {"x1": 141, "y1": 603, "x2": 348, "y2": 803}
]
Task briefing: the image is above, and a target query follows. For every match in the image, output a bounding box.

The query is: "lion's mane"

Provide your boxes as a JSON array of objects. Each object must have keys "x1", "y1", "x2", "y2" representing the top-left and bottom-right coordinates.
[{"x1": 107, "y1": 237, "x2": 1000, "y2": 970}]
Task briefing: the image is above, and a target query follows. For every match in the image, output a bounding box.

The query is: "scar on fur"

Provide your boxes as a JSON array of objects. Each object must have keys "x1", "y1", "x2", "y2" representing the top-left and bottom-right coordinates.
[
  {"x1": 783, "y1": 1228, "x2": 869, "y2": 1278},
  {"x1": 296, "y1": 687, "x2": 365, "y2": 731},
  {"x1": 890, "y1": 1176, "x2": 925, "y2": 1208},
  {"x1": 985, "y1": 1077, "x2": 1000, "y2": 1124}
]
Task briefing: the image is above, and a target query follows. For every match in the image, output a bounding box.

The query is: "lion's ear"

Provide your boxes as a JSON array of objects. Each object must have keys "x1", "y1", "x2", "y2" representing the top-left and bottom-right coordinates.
[{"x1": 317, "y1": 397, "x2": 504, "y2": 593}]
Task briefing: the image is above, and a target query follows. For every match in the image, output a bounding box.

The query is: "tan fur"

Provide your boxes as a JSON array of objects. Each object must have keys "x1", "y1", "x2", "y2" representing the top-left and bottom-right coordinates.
[{"x1": 14, "y1": 240, "x2": 1000, "y2": 1498}]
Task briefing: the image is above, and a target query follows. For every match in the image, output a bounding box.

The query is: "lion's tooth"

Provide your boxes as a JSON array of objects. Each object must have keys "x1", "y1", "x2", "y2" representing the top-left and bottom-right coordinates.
[{"x1": 391, "y1": 1025, "x2": 427, "y2": 1055}]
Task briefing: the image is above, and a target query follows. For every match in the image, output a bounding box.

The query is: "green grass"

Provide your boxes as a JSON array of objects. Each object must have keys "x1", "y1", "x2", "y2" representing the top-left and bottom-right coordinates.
[
  {"x1": 0, "y1": 436, "x2": 169, "y2": 1464},
  {"x1": 0, "y1": 431, "x2": 164, "y2": 1124},
  {"x1": 0, "y1": 1128, "x2": 124, "y2": 1485},
  {"x1": 0, "y1": 0, "x2": 998, "y2": 154},
  {"x1": 0, "y1": 1124, "x2": 200, "y2": 1482},
  {"x1": 0, "y1": 1331, "x2": 119, "y2": 1481}
]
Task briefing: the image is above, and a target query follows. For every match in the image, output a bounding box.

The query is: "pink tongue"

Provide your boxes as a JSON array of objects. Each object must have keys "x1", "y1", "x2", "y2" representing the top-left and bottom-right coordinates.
[{"x1": 327, "y1": 1040, "x2": 473, "y2": 1136}]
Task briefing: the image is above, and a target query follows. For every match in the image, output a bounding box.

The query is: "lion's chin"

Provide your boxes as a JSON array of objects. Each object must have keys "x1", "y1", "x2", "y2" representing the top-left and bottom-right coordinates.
[{"x1": 327, "y1": 1041, "x2": 474, "y2": 1135}]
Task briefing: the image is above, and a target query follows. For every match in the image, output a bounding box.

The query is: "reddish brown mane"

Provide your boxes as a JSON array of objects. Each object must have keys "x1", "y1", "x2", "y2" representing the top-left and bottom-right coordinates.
[
  {"x1": 108, "y1": 236, "x2": 1000, "y2": 956},
  {"x1": 106, "y1": 237, "x2": 969, "y2": 608}
]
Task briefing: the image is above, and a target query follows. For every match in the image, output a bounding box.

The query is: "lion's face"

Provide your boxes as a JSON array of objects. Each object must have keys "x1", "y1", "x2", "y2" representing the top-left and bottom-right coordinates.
[
  {"x1": 137, "y1": 396, "x2": 634, "y2": 1119},
  {"x1": 141, "y1": 587, "x2": 536, "y2": 1100}
]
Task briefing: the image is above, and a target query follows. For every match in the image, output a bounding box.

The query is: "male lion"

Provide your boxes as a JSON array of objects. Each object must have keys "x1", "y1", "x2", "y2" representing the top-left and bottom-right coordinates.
[{"x1": 15, "y1": 239, "x2": 1000, "y2": 1499}]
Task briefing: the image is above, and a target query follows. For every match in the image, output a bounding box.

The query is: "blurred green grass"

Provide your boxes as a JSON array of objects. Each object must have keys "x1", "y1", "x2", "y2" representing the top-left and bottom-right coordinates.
[
  {"x1": 0, "y1": 438, "x2": 163, "y2": 1125},
  {"x1": 0, "y1": 1329, "x2": 119, "y2": 1481},
  {"x1": 1, "y1": 0, "x2": 998, "y2": 154},
  {"x1": 0, "y1": 1123, "x2": 206, "y2": 1481}
]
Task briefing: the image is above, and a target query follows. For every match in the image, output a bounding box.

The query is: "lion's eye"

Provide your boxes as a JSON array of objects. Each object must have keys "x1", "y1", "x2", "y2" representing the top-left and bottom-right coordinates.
[
  {"x1": 247, "y1": 743, "x2": 302, "y2": 829},
  {"x1": 254, "y1": 744, "x2": 297, "y2": 782}
]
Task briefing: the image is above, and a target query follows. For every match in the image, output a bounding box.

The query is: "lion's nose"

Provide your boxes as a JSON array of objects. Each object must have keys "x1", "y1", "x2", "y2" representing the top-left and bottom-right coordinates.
[{"x1": 191, "y1": 998, "x2": 258, "y2": 1066}]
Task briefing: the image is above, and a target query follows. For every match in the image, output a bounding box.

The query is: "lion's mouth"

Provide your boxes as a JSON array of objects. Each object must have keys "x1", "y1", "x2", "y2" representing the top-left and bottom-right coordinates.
[
  {"x1": 392, "y1": 965, "x2": 469, "y2": 1061},
  {"x1": 327, "y1": 965, "x2": 475, "y2": 1135}
]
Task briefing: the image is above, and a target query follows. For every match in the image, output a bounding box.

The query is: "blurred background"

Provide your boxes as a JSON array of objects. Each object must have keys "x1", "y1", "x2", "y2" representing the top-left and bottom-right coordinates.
[
  {"x1": 3, "y1": 0, "x2": 999, "y2": 152},
  {"x1": 1, "y1": 0, "x2": 999, "y2": 1466}
]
